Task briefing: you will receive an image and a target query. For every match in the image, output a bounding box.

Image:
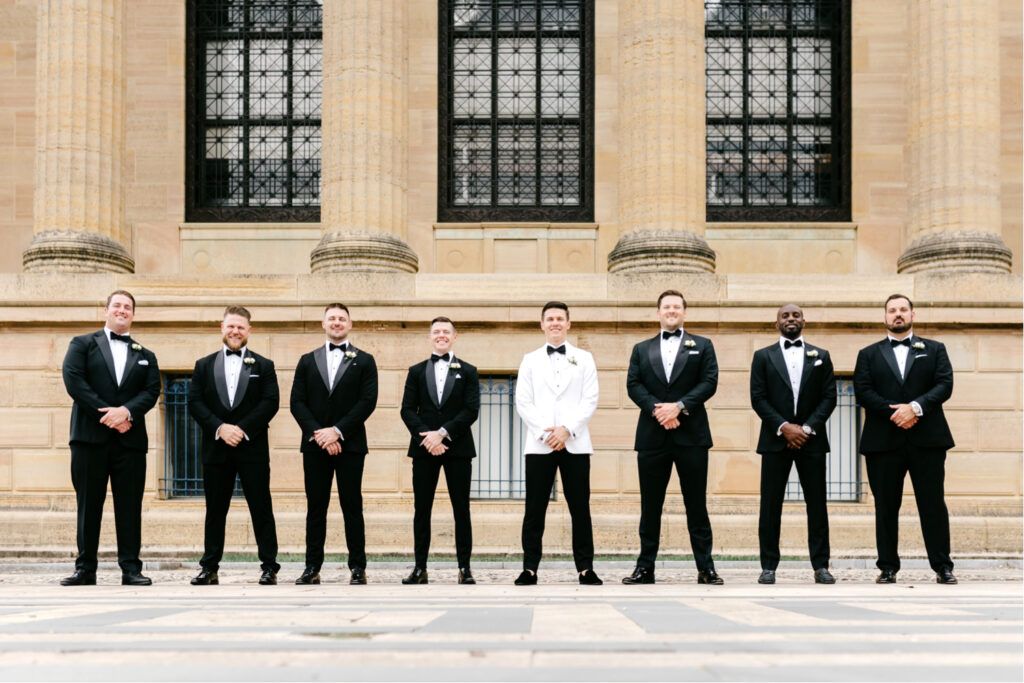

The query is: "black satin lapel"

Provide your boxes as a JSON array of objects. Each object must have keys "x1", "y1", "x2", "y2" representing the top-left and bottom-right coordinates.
[
  {"x1": 426, "y1": 362, "x2": 440, "y2": 408},
  {"x1": 313, "y1": 346, "x2": 330, "y2": 392},
  {"x1": 768, "y1": 344, "x2": 790, "y2": 388},
  {"x1": 96, "y1": 332, "x2": 118, "y2": 386},
  {"x1": 234, "y1": 352, "x2": 251, "y2": 407},
  {"x1": 647, "y1": 338, "x2": 669, "y2": 385},
  {"x1": 440, "y1": 363, "x2": 458, "y2": 406},
  {"x1": 668, "y1": 338, "x2": 690, "y2": 385},
  {"x1": 120, "y1": 344, "x2": 140, "y2": 387},
  {"x1": 881, "y1": 342, "x2": 904, "y2": 384},
  {"x1": 903, "y1": 342, "x2": 919, "y2": 379},
  {"x1": 213, "y1": 351, "x2": 232, "y2": 410},
  {"x1": 798, "y1": 348, "x2": 815, "y2": 397},
  {"x1": 332, "y1": 346, "x2": 354, "y2": 393}
]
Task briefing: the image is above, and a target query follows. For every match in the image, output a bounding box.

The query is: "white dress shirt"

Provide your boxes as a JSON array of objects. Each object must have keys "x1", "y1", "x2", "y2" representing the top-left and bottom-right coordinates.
[
  {"x1": 660, "y1": 329, "x2": 682, "y2": 380},
  {"x1": 546, "y1": 345, "x2": 570, "y2": 396},
  {"x1": 104, "y1": 327, "x2": 129, "y2": 385},
  {"x1": 433, "y1": 352, "x2": 451, "y2": 402},
  {"x1": 326, "y1": 341, "x2": 345, "y2": 387},
  {"x1": 223, "y1": 345, "x2": 245, "y2": 406},
  {"x1": 888, "y1": 333, "x2": 912, "y2": 377},
  {"x1": 780, "y1": 336, "x2": 805, "y2": 414}
]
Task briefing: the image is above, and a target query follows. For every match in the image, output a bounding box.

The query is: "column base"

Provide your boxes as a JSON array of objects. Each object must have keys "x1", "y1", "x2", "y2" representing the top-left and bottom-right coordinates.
[
  {"x1": 607, "y1": 230, "x2": 716, "y2": 274},
  {"x1": 310, "y1": 231, "x2": 419, "y2": 274},
  {"x1": 897, "y1": 231, "x2": 1012, "y2": 274},
  {"x1": 22, "y1": 230, "x2": 134, "y2": 273}
]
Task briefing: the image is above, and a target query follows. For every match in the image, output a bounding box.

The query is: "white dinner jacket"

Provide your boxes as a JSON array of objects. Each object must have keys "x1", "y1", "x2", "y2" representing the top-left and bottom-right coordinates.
[{"x1": 514, "y1": 341, "x2": 599, "y2": 455}]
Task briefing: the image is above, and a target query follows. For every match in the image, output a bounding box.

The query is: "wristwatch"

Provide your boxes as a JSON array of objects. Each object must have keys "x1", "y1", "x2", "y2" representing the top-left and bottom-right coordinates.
[{"x1": 801, "y1": 424, "x2": 813, "y2": 435}]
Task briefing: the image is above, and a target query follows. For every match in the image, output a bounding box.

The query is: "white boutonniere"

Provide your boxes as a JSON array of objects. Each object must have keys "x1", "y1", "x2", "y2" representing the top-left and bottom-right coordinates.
[
  {"x1": 243, "y1": 357, "x2": 255, "y2": 365},
  {"x1": 131, "y1": 343, "x2": 142, "y2": 351},
  {"x1": 806, "y1": 349, "x2": 819, "y2": 358},
  {"x1": 912, "y1": 341, "x2": 925, "y2": 350},
  {"x1": 568, "y1": 357, "x2": 578, "y2": 366},
  {"x1": 449, "y1": 361, "x2": 461, "y2": 370},
  {"x1": 684, "y1": 339, "x2": 696, "y2": 348},
  {"x1": 344, "y1": 350, "x2": 357, "y2": 360}
]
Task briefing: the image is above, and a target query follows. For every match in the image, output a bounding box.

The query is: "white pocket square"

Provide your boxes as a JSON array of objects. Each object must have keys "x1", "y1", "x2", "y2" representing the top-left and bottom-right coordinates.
[
  {"x1": 249, "y1": 374, "x2": 260, "y2": 378},
  {"x1": 455, "y1": 374, "x2": 462, "y2": 379},
  {"x1": 137, "y1": 359, "x2": 149, "y2": 366},
  {"x1": 813, "y1": 359, "x2": 823, "y2": 366},
  {"x1": 915, "y1": 354, "x2": 927, "y2": 359},
  {"x1": 688, "y1": 350, "x2": 700, "y2": 355}
]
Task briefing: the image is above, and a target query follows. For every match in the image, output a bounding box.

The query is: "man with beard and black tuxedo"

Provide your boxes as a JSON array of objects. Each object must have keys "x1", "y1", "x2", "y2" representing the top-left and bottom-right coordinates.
[
  {"x1": 398, "y1": 316, "x2": 480, "y2": 585},
  {"x1": 854, "y1": 294, "x2": 957, "y2": 585},
  {"x1": 290, "y1": 303, "x2": 378, "y2": 585},
  {"x1": 622, "y1": 289, "x2": 723, "y2": 586},
  {"x1": 750, "y1": 304, "x2": 837, "y2": 585},
  {"x1": 188, "y1": 305, "x2": 281, "y2": 586},
  {"x1": 60, "y1": 290, "x2": 161, "y2": 586},
  {"x1": 513, "y1": 301, "x2": 602, "y2": 586}
]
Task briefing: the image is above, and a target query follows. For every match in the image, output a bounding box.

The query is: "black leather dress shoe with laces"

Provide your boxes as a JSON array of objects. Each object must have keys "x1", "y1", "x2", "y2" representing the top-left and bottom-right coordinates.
[
  {"x1": 814, "y1": 568, "x2": 836, "y2": 584},
  {"x1": 402, "y1": 567, "x2": 428, "y2": 585},
  {"x1": 295, "y1": 567, "x2": 320, "y2": 585},
  {"x1": 513, "y1": 570, "x2": 537, "y2": 585},
  {"x1": 121, "y1": 571, "x2": 152, "y2": 586},
  {"x1": 697, "y1": 569, "x2": 724, "y2": 585},
  {"x1": 190, "y1": 569, "x2": 219, "y2": 585},
  {"x1": 349, "y1": 567, "x2": 367, "y2": 585},
  {"x1": 621, "y1": 567, "x2": 655, "y2": 584},
  {"x1": 876, "y1": 569, "x2": 898, "y2": 584},
  {"x1": 935, "y1": 569, "x2": 958, "y2": 584},
  {"x1": 258, "y1": 569, "x2": 277, "y2": 585},
  {"x1": 458, "y1": 568, "x2": 476, "y2": 585},
  {"x1": 758, "y1": 569, "x2": 776, "y2": 584},
  {"x1": 60, "y1": 570, "x2": 96, "y2": 586}
]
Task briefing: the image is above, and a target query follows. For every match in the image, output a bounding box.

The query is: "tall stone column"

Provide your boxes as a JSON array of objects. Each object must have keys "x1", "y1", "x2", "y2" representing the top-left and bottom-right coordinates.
[
  {"x1": 310, "y1": 0, "x2": 418, "y2": 273},
  {"x1": 607, "y1": 0, "x2": 714, "y2": 273},
  {"x1": 898, "y1": 0, "x2": 1011, "y2": 274},
  {"x1": 23, "y1": 0, "x2": 134, "y2": 273}
]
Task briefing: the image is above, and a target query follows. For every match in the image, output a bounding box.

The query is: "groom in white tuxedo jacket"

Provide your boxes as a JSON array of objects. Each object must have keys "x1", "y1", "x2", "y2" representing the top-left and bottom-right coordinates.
[{"x1": 513, "y1": 301, "x2": 602, "y2": 586}]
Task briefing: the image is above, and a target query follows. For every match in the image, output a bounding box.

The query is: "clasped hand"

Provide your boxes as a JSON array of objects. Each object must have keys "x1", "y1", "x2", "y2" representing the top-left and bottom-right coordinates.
[
  {"x1": 419, "y1": 430, "x2": 448, "y2": 456},
  {"x1": 889, "y1": 403, "x2": 918, "y2": 430},
  {"x1": 98, "y1": 406, "x2": 132, "y2": 433},
  {"x1": 219, "y1": 423, "x2": 246, "y2": 447},
  {"x1": 313, "y1": 427, "x2": 342, "y2": 455},
  {"x1": 653, "y1": 402, "x2": 681, "y2": 430},
  {"x1": 780, "y1": 422, "x2": 808, "y2": 450},
  {"x1": 543, "y1": 426, "x2": 570, "y2": 451}
]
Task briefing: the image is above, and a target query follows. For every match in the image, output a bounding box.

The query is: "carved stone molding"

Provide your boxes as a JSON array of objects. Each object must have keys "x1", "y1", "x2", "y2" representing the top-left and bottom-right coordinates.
[
  {"x1": 23, "y1": 231, "x2": 135, "y2": 274},
  {"x1": 897, "y1": 232, "x2": 1012, "y2": 275},
  {"x1": 310, "y1": 231, "x2": 419, "y2": 274},
  {"x1": 607, "y1": 230, "x2": 716, "y2": 274}
]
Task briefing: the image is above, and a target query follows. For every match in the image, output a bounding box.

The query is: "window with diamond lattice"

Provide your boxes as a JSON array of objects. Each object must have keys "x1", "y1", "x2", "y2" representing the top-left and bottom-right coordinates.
[
  {"x1": 705, "y1": 0, "x2": 849, "y2": 222},
  {"x1": 439, "y1": 0, "x2": 594, "y2": 223},
  {"x1": 187, "y1": 0, "x2": 322, "y2": 222}
]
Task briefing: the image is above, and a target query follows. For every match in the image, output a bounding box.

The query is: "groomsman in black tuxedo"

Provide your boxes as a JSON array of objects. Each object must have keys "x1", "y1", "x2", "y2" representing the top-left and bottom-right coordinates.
[
  {"x1": 622, "y1": 289, "x2": 723, "y2": 585},
  {"x1": 513, "y1": 302, "x2": 602, "y2": 586},
  {"x1": 60, "y1": 290, "x2": 161, "y2": 586},
  {"x1": 855, "y1": 294, "x2": 957, "y2": 585},
  {"x1": 188, "y1": 306, "x2": 281, "y2": 585},
  {"x1": 750, "y1": 304, "x2": 837, "y2": 585},
  {"x1": 399, "y1": 316, "x2": 480, "y2": 585},
  {"x1": 290, "y1": 303, "x2": 378, "y2": 585}
]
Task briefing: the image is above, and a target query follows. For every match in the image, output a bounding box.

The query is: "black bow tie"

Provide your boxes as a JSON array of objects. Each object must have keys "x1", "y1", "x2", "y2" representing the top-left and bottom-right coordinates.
[
  {"x1": 329, "y1": 342, "x2": 347, "y2": 352},
  {"x1": 430, "y1": 353, "x2": 451, "y2": 363},
  {"x1": 890, "y1": 338, "x2": 911, "y2": 347},
  {"x1": 662, "y1": 329, "x2": 682, "y2": 340},
  {"x1": 784, "y1": 340, "x2": 803, "y2": 349},
  {"x1": 109, "y1": 332, "x2": 132, "y2": 345},
  {"x1": 225, "y1": 348, "x2": 242, "y2": 357},
  {"x1": 547, "y1": 345, "x2": 566, "y2": 355}
]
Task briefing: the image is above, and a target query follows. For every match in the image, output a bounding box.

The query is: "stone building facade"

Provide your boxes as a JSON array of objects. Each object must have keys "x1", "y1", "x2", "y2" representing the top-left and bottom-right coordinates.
[{"x1": 0, "y1": 0, "x2": 1020, "y2": 558}]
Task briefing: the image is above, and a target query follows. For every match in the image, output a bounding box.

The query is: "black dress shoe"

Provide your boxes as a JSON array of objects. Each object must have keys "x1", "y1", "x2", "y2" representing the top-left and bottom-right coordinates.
[
  {"x1": 814, "y1": 568, "x2": 836, "y2": 584},
  {"x1": 402, "y1": 567, "x2": 428, "y2": 585},
  {"x1": 513, "y1": 570, "x2": 537, "y2": 585},
  {"x1": 258, "y1": 569, "x2": 277, "y2": 585},
  {"x1": 876, "y1": 569, "x2": 898, "y2": 584},
  {"x1": 697, "y1": 569, "x2": 724, "y2": 585},
  {"x1": 190, "y1": 569, "x2": 219, "y2": 585},
  {"x1": 121, "y1": 571, "x2": 152, "y2": 586},
  {"x1": 621, "y1": 567, "x2": 655, "y2": 585},
  {"x1": 458, "y1": 568, "x2": 476, "y2": 585},
  {"x1": 935, "y1": 569, "x2": 958, "y2": 584},
  {"x1": 295, "y1": 567, "x2": 321, "y2": 585},
  {"x1": 349, "y1": 567, "x2": 367, "y2": 585},
  {"x1": 60, "y1": 570, "x2": 96, "y2": 586},
  {"x1": 758, "y1": 569, "x2": 776, "y2": 584},
  {"x1": 578, "y1": 569, "x2": 603, "y2": 585}
]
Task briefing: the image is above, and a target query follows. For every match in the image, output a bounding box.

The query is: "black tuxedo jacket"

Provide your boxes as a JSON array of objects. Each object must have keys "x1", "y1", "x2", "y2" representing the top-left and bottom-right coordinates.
[
  {"x1": 61, "y1": 330, "x2": 161, "y2": 450},
  {"x1": 290, "y1": 344, "x2": 378, "y2": 456},
  {"x1": 854, "y1": 336, "x2": 955, "y2": 454},
  {"x1": 188, "y1": 349, "x2": 280, "y2": 464},
  {"x1": 750, "y1": 341, "x2": 837, "y2": 454},
  {"x1": 400, "y1": 357, "x2": 480, "y2": 458},
  {"x1": 627, "y1": 332, "x2": 718, "y2": 450}
]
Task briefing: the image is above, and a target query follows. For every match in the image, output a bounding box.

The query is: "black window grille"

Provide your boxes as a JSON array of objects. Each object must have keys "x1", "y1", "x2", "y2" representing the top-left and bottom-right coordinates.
[
  {"x1": 186, "y1": 0, "x2": 322, "y2": 222},
  {"x1": 162, "y1": 376, "x2": 242, "y2": 498},
  {"x1": 439, "y1": 0, "x2": 594, "y2": 222},
  {"x1": 785, "y1": 378, "x2": 862, "y2": 502},
  {"x1": 472, "y1": 376, "x2": 529, "y2": 498},
  {"x1": 705, "y1": 0, "x2": 850, "y2": 221}
]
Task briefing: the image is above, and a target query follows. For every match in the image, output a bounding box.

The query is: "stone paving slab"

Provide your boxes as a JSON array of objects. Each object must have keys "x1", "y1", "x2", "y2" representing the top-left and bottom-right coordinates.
[{"x1": 0, "y1": 565, "x2": 1020, "y2": 681}]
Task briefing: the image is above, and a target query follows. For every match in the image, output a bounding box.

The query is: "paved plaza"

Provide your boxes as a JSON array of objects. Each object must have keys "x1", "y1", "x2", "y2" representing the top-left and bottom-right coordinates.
[{"x1": 0, "y1": 562, "x2": 1020, "y2": 682}]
